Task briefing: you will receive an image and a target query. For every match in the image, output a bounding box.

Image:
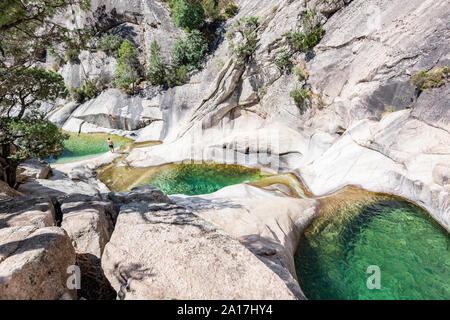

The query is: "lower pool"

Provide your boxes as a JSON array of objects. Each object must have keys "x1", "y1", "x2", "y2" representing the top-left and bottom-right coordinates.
[
  {"x1": 294, "y1": 195, "x2": 450, "y2": 300},
  {"x1": 97, "y1": 161, "x2": 269, "y2": 195}
]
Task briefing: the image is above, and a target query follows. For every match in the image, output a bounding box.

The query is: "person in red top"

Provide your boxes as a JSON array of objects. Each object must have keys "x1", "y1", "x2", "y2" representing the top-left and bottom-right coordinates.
[{"x1": 107, "y1": 138, "x2": 114, "y2": 153}]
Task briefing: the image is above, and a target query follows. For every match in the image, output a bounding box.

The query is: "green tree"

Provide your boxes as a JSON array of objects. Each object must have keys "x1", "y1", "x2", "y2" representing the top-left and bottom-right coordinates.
[
  {"x1": 97, "y1": 34, "x2": 122, "y2": 55},
  {"x1": 225, "y1": 16, "x2": 259, "y2": 66},
  {"x1": 172, "y1": 0, "x2": 205, "y2": 31},
  {"x1": 0, "y1": 0, "x2": 91, "y2": 78},
  {"x1": 172, "y1": 30, "x2": 208, "y2": 71},
  {"x1": 0, "y1": 68, "x2": 69, "y2": 187},
  {"x1": 114, "y1": 40, "x2": 142, "y2": 93},
  {"x1": 147, "y1": 40, "x2": 167, "y2": 86},
  {"x1": 0, "y1": 1, "x2": 91, "y2": 188}
]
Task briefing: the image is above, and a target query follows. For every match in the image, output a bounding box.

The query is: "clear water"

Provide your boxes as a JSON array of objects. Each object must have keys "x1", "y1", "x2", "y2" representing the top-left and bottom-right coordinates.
[
  {"x1": 97, "y1": 161, "x2": 269, "y2": 195},
  {"x1": 295, "y1": 197, "x2": 450, "y2": 300},
  {"x1": 47, "y1": 132, "x2": 131, "y2": 164}
]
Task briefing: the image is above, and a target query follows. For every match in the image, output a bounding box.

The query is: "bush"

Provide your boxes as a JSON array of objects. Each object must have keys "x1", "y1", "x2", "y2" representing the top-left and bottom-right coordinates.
[
  {"x1": 114, "y1": 40, "x2": 142, "y2": 93},
  {"x1": 411, "y1": 67, "x2": 447, "y2": 90},
  {"x1": 172, "y1": 30, "x2": 209, "y2": 71},
  {"x1": 225, "y1": 16, "x2": 259, "y2": 66},
  {"x1": 65, "y1": 48, "x2": 80, "y2": 63},
  {"x1": 294, "y1": 61, "x2": 309, "y2": 81},
  {"x1": 166, "y1": 65, "x2": 188, "y2": 87},
  {"x1": 172, "y1": 0, "x2": 205, "y2": 31},
  {"x1": 290, "y1": 88, "x2": 313, "y2": 111},
  {"x1": 202, "y1": 0, "x2": 219, "y2": 20},
  {"x1": 222, "y1": 1, "x2": 238, "y2": 19},
  {"x1": 274, "y1": 49, "x2": 290, "y2": 69},
  {"x1": 283, "y1": 9, "x2": 323, "y2": 53},
  {"x1": 97, "y1": 34, "x2": 122, "y2": 54},
  {"x1": 73, "y1": 78, "x2": 102, "y2": 104}
]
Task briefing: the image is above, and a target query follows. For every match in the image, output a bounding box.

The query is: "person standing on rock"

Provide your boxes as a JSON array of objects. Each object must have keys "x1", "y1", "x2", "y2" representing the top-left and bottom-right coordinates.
[{"x1": 107, "y1": 138, "x2": 115, "y2": 153}]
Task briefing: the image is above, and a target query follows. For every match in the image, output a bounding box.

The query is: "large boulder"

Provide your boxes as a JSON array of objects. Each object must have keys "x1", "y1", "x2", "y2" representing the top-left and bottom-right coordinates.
[
  {"x1": 16, "y1": 158, "x2": 51, "y2": 183},
  {"x1": 0, "y1": 181, "x2": 23, "y2": 201},
  {"x1": 171, "y1": 183, "x2": 318, "y2": 298},
  {"x1": 0, "y1": 196, "x2": 55, "y2": 229},
  {"x1": 102, "y1": 186, "x2": 299, "y2": 299},
  {"x1": 60, "y1": 194, "x2": 115, "y2": 257},
  {"x1": 0, "y1": 226, "x2": 76, "y2": 300}
]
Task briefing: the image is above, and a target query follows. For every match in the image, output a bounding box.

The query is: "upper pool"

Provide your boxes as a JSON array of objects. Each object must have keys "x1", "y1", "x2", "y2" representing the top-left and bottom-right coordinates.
[
  {"x1": 294, "y1": 194, "x2": 450, "y2": 300},
  {"x1": 97, "y1": 161, "x2": 269, "y2": 195},
  {"x1": 47, "y1": 131, "x2": 132, "y2": 164}
]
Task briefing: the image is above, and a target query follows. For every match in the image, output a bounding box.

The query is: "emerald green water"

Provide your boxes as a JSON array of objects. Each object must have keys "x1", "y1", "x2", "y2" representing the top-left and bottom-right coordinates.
[
  {"x1": 98, "y1": 161, "x2": 269, "y2": 195},
  {"x1": 47, "y1": 132, "x2": 131, "y2": 164},
  {"x1": 295, "y1": 197, "x2": 450, "y2": 300}
]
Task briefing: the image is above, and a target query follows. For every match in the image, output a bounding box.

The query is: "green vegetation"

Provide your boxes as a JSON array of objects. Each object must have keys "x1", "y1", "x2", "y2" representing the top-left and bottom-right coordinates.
[
  {"x1": 65, "y1": 48, "x2": 81, "y2": 63},
  {"x1": 411, "y1": 66, "x2": 448, "y2": 90},
  {"x1": 147, "y1": 40, "x2": 189, "y2": 88},
  {"x1": 0, "y1": 0, "x2": 91, "y2": 188},
  {"x1": 221, "y1": 1, "x2": 238, "y2": 19},
  {"x1": 225, "y1": 16, "x2": 260, "y2": 66},
  {"x1": 173, "y1": 30, "x2": 209, "y2": 71},
  {"x1": 294, "y1": 61, "x2": 309, "y2": 81},
  {"x1": 283, "y1": 9, "x2": 323, "y2": 53},
  {"x1": 114, "y1": 40, "x2": 142, "y2": 93},
  {"x1": 0, "y1": 67, "x2": 69, "y2": 187},
  {"x1": 147, "y1": 40, "x2": 167, "y2": 86},
  {"x1": 172, "y1": 0, "x2": 205, "y2": 31},
  {"x1": 73, "y1": 78, "x2": 103, "y2": 104},
  {"x1": 97, "y1": 34, "x2": 122, "y2": 55},
  {"x1": 274, "y1": 49, "x2": 290, "y2": 70},
  {"x1": 290, "y1": 88, "x2": 313, "y2": 111}
]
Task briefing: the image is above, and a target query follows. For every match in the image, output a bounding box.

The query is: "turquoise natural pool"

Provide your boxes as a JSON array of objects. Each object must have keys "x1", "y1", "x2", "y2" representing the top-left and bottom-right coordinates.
[
  {"x1": 97, "y1": 161, "x2": 270, "y2": 196},
  {"x1": 294, "y1": 196, "x2": 450, "y2": 300},
  {"x1": 47, "y1": 131, "x2": 131, "y2": 164}
]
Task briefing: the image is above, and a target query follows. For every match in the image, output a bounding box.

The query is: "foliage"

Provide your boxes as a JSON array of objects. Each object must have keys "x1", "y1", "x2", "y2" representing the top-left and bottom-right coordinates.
[
  {"x1": 114, "y1": 40, "x2": 142, "y2": 93},
  {"x1": 1, "y1": 67, "x2": 68, "y2": 118},
  {"x1": 65, "y1": 48, "x2": 81, "y2": 63},
  {"x1": 202, "y1": 0, "x2": 219, "y2": 20},
  {"x1": 97, "y1": 34, "x2": 122, "y2": 54},
  {"x1": 411, "y1": 67, "x2": 447, "y2": 90},
  {"x1": 225, "y1": 16, "x2": 260, "y2": 66},
  {"x1": 165, "y1": 65, "x2": 188, "y2": 87},
  {"x1": 1, "y1": 112, "x2": 68, "y2": 162},
  {"x1": 290, "y1": 88, "x2": 313, "y2": 111},
  {"x1": 274, "y1": 49, "x2": 290, "y2": 70},
  {"x1": 147, "y1": 40, "x2": 167, "y2": 86},
  {"x1": 0, "y1": 0, "x2": 92, "y2": 78},
  {"x1": 172, "y1": 30, "x2": 209, "y2": 71},
  {"x1": 172, "y1": 0, "x2": 205, "y2": 31},
  {"x1": 0, "y1": 0, "x2": 90, "y2": 188},
  {"x1": 147, "y1": 40, "x2": 188, "y2": 88},
  {"x1": 222, "y1": 1, "x2": 238, "y2": 19},
  {"x1": 73, "y1": 78, "x2": 102, "y2": 104},
  {"x1": 294, "y1": 61, "x2": 309, "y2": 81},
  {"x1": 283, "y1": 9, "x2": 323, "y2": 53}
]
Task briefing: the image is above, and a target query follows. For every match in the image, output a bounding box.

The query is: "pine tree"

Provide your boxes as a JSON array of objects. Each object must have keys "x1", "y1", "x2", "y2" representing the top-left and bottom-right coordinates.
[{"x1": 114, "y1": 40, "x2": 141, "y2": 93}]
